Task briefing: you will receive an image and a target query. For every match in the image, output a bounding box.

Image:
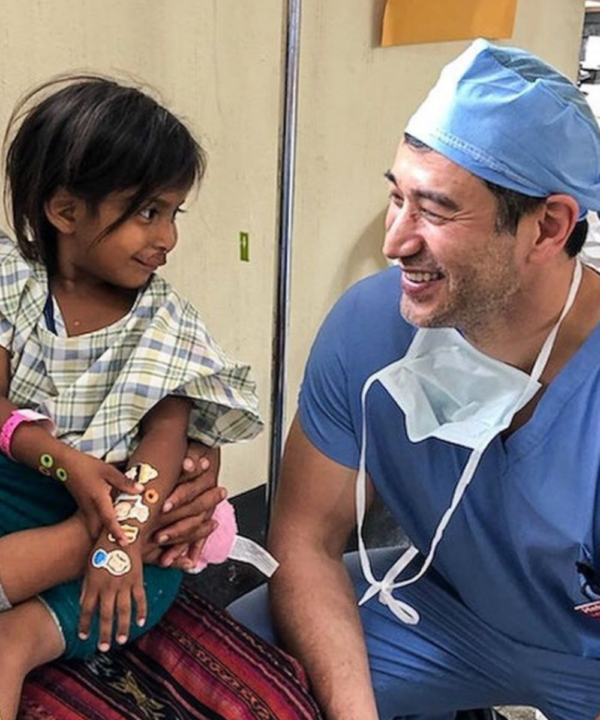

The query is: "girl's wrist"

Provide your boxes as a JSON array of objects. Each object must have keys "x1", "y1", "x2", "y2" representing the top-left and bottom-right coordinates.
[
  {"x1": 34, "y1": 441, "x2": 77, "y2": 482},
  {"x1": 1, "y1": 409, "x2": 54, "y2": 460}
]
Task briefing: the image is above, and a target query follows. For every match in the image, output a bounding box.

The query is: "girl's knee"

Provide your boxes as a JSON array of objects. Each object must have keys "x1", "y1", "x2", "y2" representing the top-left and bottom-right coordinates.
[{"x1": 0, "y1": 600, "x2": 64, "y2": 671}]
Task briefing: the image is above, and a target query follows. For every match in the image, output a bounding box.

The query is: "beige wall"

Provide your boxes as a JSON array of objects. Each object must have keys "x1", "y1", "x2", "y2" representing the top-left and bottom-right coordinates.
[
  {"x1": 0, "y1": 0, "x2": 282, "y2": 494},
  {"x1": 0, "y1": 0, "x2": 586, "y2": 494}
]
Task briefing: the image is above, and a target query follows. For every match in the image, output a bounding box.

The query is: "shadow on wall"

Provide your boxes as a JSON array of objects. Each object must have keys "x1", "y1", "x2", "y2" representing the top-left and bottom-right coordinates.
[
  {"x1": 371, "y1": 0, "x2": 389, "y2": 48},
  {"x1": 336, "y1": 208, "x2": 391, "y2": 294}
]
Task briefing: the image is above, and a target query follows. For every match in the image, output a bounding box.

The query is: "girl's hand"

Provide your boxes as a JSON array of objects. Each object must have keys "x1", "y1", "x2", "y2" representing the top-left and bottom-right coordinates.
[
  {"x1": 65, "y1": 453, "x2": 144, "y2": 546},
  {"x1": 148, "y1": 445, "x2": 223, "y2": 569},
  {"x1": 78, "y1": 541, "x2": 146, "y2": 651}
]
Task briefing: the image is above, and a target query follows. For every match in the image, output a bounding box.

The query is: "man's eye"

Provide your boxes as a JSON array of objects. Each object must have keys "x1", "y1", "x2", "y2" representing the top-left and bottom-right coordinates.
[
  {"x1": 389, "y1": 192, "x2": 404, "y2": 206},
  {"x1": 421, "y1": 208, "x2": 449, "y2": 223}
]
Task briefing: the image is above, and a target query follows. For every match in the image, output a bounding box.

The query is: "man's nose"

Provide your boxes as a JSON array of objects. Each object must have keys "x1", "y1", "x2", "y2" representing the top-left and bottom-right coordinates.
[{"x1": 382, "y1": 205, "x2": 422, "y2": 259}]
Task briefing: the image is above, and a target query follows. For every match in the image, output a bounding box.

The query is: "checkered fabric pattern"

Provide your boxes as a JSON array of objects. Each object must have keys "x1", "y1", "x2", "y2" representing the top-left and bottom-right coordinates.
[{"x1": 0, "y1": 234, "x2": 262, "y2": 463}]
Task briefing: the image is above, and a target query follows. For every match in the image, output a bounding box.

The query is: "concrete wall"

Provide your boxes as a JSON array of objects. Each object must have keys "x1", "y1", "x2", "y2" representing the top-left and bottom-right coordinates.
[{"x1": 0, "y1": 0, "x2": 586, "y2": 494}]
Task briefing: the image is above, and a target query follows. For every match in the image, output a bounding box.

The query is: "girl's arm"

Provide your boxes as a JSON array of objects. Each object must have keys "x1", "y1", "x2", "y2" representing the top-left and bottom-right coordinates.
[
  {"x1": 78, "y1": 395, "x2": 192, "y2": 650},
  {"x1": 0, "y1": 346, "x2": 140, "y2": 545}
]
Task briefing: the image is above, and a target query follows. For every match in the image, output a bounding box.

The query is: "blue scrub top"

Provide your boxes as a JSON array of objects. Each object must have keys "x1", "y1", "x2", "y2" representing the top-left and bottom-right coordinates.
[{"x1": 299, "y1": 266, "x2": 600, "y2": 658}]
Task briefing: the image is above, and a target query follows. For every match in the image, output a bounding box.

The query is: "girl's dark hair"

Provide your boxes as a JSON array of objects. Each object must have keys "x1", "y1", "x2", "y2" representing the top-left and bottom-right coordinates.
[{"x1": 4, "y1": 74, "x2": 206, "y2": 271}]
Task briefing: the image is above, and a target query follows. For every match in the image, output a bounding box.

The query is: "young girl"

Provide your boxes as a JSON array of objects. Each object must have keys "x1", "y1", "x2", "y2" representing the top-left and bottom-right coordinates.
[{"x1": 0, "y1": 75, "x2": 262, "y2": 720}]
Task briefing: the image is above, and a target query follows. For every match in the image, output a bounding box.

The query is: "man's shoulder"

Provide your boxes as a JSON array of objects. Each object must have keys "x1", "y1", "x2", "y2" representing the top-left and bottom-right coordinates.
[
  {"x1": 331, "y1": 267, "x2": 404, "y2": 328},
  {"x1": 329, "y1": 267, "x2": 412, "y2": 343},
  {"x1": 311, "y1": 267, "x2": 415, "y2": 381},
  {"x1": 341, "y1": 266, "x2": 400, "y2": 305}
]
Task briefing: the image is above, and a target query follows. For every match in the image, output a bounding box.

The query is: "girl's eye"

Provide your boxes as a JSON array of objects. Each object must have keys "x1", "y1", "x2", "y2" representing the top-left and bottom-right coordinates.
[{"x1": 139, "y1": 206, "x2": 158, "y2": 221}]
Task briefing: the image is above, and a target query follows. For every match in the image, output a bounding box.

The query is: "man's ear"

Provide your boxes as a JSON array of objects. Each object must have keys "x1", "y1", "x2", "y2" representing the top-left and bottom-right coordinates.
[
  {"x1": 44, "y1": 189, "x2": 81, "y2": 234},
  {"x1": 528, "y1": 194, "x2": 579, "y2": 264}
]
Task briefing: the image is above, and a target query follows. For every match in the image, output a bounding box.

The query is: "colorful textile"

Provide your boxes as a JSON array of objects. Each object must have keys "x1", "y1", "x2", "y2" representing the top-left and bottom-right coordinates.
[
  {"x1": 0, "y1": 233, "x2": 262, "y2": 463},
  {"x1": 19, "y1": 585, "x2": 324, "y2": 720}
]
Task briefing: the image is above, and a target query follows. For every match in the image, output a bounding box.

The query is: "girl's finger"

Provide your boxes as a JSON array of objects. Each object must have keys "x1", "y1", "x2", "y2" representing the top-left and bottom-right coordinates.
[
  {"x1": 132, "y1": 581, "x2": 147, "y2": 629},
  {"x1": 97, "y1": 499, "x2": 128, "y2": 547},
  {"x1": 115, "y1": 588, "x2": 132, "y2": 645},
  {"x1": 97, "y1": 588, "x2": 117, "y2": 652},
  {"x1": 107, "y1": 467, "x2": 143, "y2": 494},
  {"x1": 78, "y1": 586, "x2": 98, "y2": 640}
]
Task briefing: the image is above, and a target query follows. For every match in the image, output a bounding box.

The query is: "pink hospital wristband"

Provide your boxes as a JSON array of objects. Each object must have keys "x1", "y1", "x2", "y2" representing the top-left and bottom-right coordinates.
[{"x1": 0, "y1": 409, "x2": 54, "y2": 460}]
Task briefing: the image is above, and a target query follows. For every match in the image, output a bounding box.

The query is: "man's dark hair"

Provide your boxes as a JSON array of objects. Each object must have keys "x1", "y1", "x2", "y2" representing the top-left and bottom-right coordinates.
[
  {"x1": 404, "y1": 133, "x2": 587, "y2": 257},
  {"x1": 4, "y1": 74, "x2": 206, "y2": 273}
]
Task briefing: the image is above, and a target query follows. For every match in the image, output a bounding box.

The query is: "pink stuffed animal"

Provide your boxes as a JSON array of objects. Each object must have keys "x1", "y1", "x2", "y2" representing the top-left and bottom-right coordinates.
[{"x1": 193, "y1": 498, "x2": 238, "y2": 571}]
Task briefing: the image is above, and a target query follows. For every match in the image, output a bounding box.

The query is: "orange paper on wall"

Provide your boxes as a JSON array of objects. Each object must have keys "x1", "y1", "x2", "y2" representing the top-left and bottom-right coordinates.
[{"x1": 381, "y1": 0, "x2": 517, "y2": 47}]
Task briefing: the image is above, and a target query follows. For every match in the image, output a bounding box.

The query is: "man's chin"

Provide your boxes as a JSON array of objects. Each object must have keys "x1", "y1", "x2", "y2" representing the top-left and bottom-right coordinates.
[{"x1": 400, "y1": 299, "x2": 451, "y2": 329}]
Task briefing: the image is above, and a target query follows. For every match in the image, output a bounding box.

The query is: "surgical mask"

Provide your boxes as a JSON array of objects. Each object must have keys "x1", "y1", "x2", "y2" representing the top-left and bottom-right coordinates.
[{"x1": 356, "y1": 260, "x2": 583, "y2": 625}]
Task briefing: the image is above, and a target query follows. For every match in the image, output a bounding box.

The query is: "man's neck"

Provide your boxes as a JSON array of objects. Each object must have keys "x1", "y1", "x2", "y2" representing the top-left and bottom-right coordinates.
[{"x1": 464, "y1": 260, "x2": 596, "y2": 379}]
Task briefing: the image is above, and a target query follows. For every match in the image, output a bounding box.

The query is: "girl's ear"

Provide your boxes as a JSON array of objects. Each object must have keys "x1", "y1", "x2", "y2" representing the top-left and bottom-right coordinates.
[
  {"x1": 528, "y1": 194, "x2": 579, "y2": 264},
  {"x1": 44, "y1": 189, "x2": 80, "y2": 234}
]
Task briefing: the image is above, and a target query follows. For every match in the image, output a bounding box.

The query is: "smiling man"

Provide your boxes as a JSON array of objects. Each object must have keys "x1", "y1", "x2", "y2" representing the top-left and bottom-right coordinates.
[{"x1": 232, "y1": 39, "x2": 600, "y2": 720}]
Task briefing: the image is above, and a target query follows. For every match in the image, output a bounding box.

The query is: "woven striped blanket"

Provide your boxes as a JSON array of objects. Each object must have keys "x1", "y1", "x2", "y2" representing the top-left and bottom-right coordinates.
[{"x1": 20, "y1": 586, "x2": 323, "y2": 720}]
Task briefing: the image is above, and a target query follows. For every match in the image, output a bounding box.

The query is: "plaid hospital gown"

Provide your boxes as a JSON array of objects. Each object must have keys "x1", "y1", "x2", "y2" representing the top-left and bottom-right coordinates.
[{"x1": 0, "y1": 233, "x2": 262, "y2": 463}]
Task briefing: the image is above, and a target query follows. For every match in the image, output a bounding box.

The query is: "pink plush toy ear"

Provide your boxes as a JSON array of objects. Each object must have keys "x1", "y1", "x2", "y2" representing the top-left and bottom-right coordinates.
[{"x1": 193, "y1": 498, "x2": 238, "y2": 572}]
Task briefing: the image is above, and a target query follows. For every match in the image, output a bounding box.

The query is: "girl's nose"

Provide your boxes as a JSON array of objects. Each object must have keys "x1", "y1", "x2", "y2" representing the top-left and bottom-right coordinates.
[{"x1": 156, "y1": 220, "x2": 178, "y2": 252}]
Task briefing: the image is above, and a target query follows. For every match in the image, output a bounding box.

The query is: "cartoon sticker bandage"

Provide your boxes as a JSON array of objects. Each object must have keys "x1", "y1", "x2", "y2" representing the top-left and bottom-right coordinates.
[
  {"x1": 91, "y1": 548, "x2": 131, "y2": 576},
  {"x1": 114, "y1": 493, "x2": 150, "y2": 523},
  {"x1": 125, "y1": 463, "x2": 158, "y2": 485},
  {"x1": 108, "y1": 524, "x2": 140, "y2": 544}
]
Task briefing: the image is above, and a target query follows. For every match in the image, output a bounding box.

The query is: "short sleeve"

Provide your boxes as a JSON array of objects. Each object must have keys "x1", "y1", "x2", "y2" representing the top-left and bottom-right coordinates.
[
  {"x1": 0, "y1": 234, "x2": 41, "y2": 352},
  {"x1": 298, "y1": 269, "x2": 414, "y2": 471},
  {"x1": 298, "y1": 286, "x2": 362, "y2": 470}
]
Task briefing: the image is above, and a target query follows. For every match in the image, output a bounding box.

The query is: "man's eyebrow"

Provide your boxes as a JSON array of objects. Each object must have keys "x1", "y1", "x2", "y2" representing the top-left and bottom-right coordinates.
[
  {"x1": 384, "y1": 169, "x2": 460, "y2": 212},
  {"x1": 414, "y1": 189, "x2": 460, "y2": 212}
]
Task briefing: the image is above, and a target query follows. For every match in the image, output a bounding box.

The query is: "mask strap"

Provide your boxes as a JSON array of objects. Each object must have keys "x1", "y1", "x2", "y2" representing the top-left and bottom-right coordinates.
[
  {"x1": 356, "y1": 374, "x2": 382, "y2": 590},
  {"x1": 356, "y1": 373, "x2": 424, "y2": 624},
  {"x1": 356, "y1": 259, "x2": 583, "y2": 625},
  {"x1": 530, "y1": 259, "x2": 582, "y2": 382},
  {"x1": 357, "y1": 436, "x2": 493, "y2": 624}
]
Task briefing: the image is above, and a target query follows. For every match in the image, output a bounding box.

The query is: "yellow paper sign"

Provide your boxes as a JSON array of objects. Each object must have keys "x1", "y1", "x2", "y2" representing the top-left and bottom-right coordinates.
[{"x1": 381, "y1": 0, "x2": 517, "y2": 47}]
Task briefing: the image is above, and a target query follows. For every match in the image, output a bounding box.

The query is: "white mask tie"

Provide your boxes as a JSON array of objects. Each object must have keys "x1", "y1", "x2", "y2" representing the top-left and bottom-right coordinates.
[{"x1": 356, "y1": 260, "x2": 583, "y2": 624}]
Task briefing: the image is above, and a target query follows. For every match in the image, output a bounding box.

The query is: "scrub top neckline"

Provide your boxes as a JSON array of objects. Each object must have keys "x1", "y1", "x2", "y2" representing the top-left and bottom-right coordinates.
[{"x1": 500, "y1": 314, "x2": 600, "y2": 462}]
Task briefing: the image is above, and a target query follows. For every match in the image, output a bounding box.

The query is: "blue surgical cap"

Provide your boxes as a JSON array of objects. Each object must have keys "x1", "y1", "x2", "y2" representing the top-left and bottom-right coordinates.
[{"x1": 405, "y1": 39, "x2": 600, "y2": 219}]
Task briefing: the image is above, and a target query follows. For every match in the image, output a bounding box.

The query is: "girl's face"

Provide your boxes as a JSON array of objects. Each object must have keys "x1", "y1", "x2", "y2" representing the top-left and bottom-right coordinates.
[{"x1": 53, "y1": 187, "x2": 189, "y2": 289}]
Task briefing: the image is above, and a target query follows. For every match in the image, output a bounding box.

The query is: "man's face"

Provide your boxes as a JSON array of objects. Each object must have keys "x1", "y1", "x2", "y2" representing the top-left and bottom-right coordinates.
[{"x1": 384, "y1": 141, "x2": 536, "y2": 338}]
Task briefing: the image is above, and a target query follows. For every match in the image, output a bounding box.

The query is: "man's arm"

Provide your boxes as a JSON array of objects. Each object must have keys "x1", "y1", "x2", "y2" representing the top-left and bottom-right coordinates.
[
  {"x1": 268, "y1": 414, "x2": 378, "y2": 720},
  {"x1": 148, "y1": 445, "x2": 224, "y2": 569}
]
